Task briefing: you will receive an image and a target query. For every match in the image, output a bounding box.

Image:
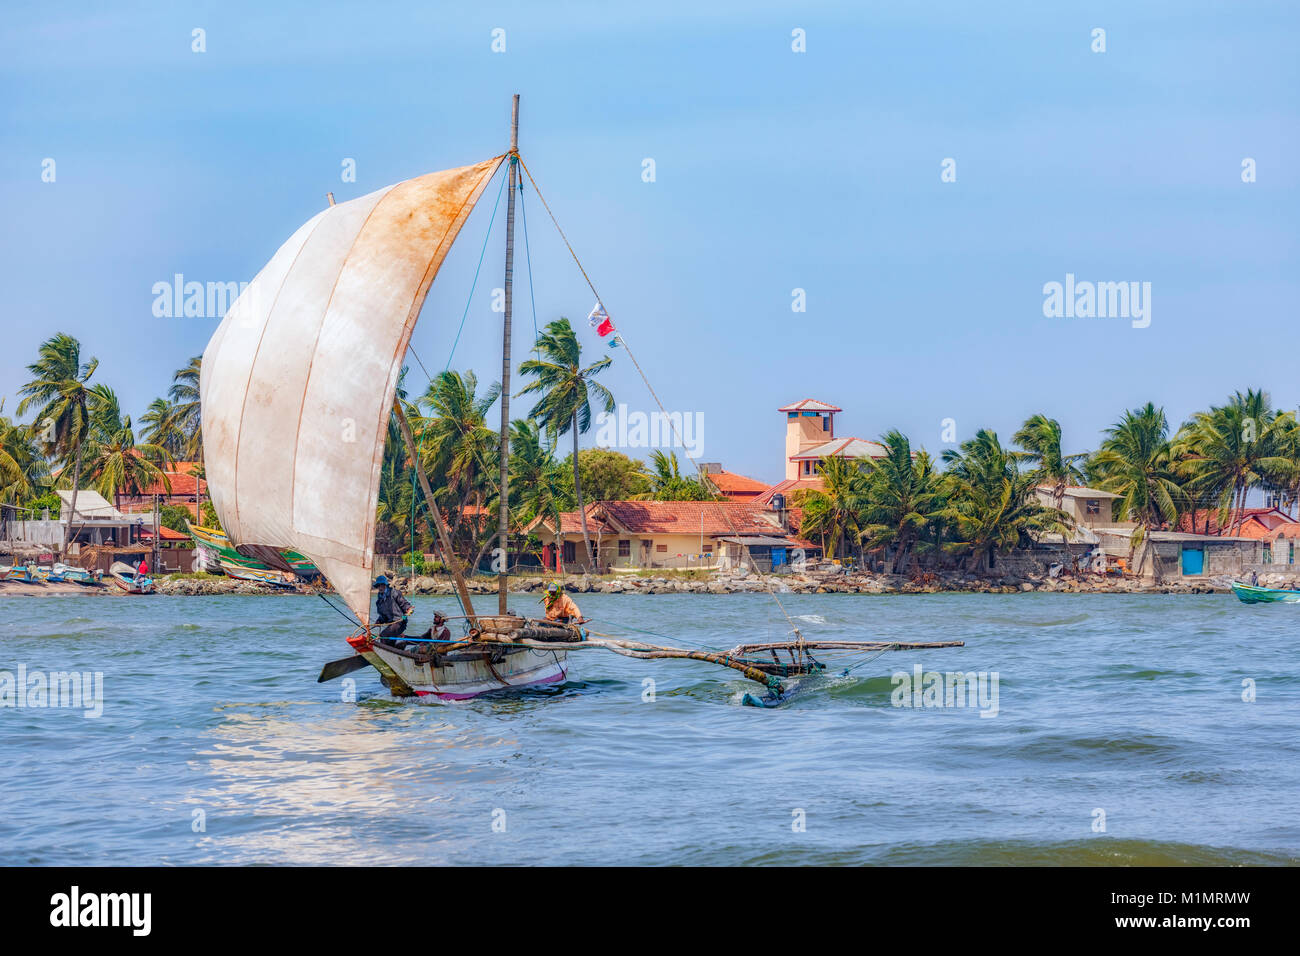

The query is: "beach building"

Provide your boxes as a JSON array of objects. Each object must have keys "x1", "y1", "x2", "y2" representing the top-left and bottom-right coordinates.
[
  {"x1": 1174, "y1": 505, "x2": 1294, "y2": 539},
  {"x1": 1263, "y1": 522, "x2": 1300, "y2": 567},
  {"x1": 117, "y1": 460, "x2": 208, "y2": 517},
  {"x1": 756, "y1": 399, "x2": 888, "y2": 505},
  {"x1": 0, "y1": 489, "x2": 194, "y2": 570},
  {"x1": 531, "y1": 500, "x2": 819, "y2": 573}
]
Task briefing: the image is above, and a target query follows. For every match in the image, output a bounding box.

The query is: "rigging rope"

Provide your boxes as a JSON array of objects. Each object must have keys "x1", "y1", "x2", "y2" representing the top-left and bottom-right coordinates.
[
  {"x1": 518, "y1": 175, "x2": 540, "y2": 354},
  {"x1": 516, "y1": 155, "x2": 805, "y2": 645}
]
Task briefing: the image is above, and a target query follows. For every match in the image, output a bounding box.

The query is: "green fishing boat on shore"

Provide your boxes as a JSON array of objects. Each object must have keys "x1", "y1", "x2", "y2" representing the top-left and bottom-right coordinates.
[{"x1": 186, "y1": 522, "x2": 319, "y2": 578}]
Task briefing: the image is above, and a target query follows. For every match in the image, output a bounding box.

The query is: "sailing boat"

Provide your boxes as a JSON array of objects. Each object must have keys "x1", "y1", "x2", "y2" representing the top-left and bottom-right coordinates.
[{"x1": 201, "y1": 95, "x2": 962, "y2": 704}]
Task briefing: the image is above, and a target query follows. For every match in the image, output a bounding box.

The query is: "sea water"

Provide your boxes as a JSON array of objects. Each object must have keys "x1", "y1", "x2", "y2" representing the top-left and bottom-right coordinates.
[{"x1": 1, "y1": 592, "x2": 1296, "y2": 865}]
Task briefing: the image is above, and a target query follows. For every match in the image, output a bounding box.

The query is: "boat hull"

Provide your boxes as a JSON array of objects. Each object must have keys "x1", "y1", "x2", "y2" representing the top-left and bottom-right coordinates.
[
  {"x1": 366, "y1": 642, "x2": 568, "y2": 700},
  {"x1": 1231, "y1": 581, "x2": 1300, "y2": 604},
  {"x1": 109, "y1": 562, "x2": 155, "y2": 594},
  {"x1": 217, "y1": 558, "x2": 296, "y2": 587}
]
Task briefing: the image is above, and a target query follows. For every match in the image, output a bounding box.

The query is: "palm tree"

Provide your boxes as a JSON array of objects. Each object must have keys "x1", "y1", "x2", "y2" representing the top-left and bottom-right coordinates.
[
  {"x1": 792, "y1": 455, "x2": 867, "y2": 562},
  {"x1": 17, "y1": 333, "x2": 98, "y2": 558},
  {"x1": 509, "y1": 419, "x2": 572, "y2": 528},
  {"x1": 0, "y1": 400, "x2": 45, "y2": 504},
  {"x1": 166, "y1": 355, "x2": 206, "y2": 521},
  {"x1": 169, "y1": 356, "x2": 203, "y2": 458},
  {"x1": 518, "y1": 318, "x2": 615, "y2": 569},
  {"x1": 83, "y1": 385, "x2": 172, "y2": 511},
  {"x1": 140, "y1": 398, "x2": 188, "y2": 459},
  {"x1": 1174, "y1": 389, "x2": 1290, "y2": 535},
  {"x1": 416, "y1": 369, "x2": 500, "y2": 552},
  {"x1": 1266, "y1": 411, "x2": 1300, "y2": 518},
  {"x1": 1013, "y1": 414, "x2": 1086, "y2": 510},
  {"x1": 638, "y1": 449, "x2": 716, "y2": 501},
  {"x1": 859, "y1": 431, "x2": 943, "y2": 573},
  {"x1": 940, "y1": 430, "x2": 1072, "y2": 573},
  {"x1": 1089, "y1": 403, "x2": 1184, "y2": 564}
]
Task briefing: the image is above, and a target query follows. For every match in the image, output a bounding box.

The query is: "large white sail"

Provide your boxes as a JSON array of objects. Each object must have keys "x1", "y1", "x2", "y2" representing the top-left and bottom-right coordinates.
[{"x1": 200, "y1": 156, "x2": 505, "y2": 620}]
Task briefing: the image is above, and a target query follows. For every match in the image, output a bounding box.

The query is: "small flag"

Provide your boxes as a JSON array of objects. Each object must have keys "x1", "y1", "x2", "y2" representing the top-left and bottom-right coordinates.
[{"x1": 587, "y1": 301, "x2": 615, "y2": 338}]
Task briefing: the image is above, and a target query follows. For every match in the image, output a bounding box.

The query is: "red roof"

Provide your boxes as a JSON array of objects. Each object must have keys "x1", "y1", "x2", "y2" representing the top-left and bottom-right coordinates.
[
  {"x1": 1268, "y1": 521, "x2": 1300, "y2": 540},
  {"x1": 704, "y1": 470, "x2": 770, "y2": 498},
  {"x1": 1175, "y1": 507, "x2": 1294, "y2": 538},
  {"x1": 550, "y1": 501, "x2": 786, "y2": 536},
  {"x1": 778, "y1": 399, "x2": 842, "y2": 413},
  {"x1": 134, "y1": 470, "x2": 207, "y2": 497},
  {"x1": 754, "y1": 477, "x2": 825, "y2": 505},
  {"x1": 139, "y1": 524, "x2": 190, "y2": 541}
]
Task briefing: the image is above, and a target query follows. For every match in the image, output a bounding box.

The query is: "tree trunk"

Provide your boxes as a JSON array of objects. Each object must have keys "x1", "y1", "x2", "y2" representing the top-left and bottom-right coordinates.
[
  {"x1": 892, "y1": 530, "x2": 910, "y2": 574},
  {"x1": 573, "y1": 412, "x2": 594, "y2": 570},
  {"x1": 61, "y1": 441, "x2": 84, "y2": 561}
]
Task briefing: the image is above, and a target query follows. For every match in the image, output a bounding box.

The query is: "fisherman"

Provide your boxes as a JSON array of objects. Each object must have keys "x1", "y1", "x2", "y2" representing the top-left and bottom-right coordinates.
[
  {"x1": 412, "y1": 611, "x2": 452, "y2": 645},
  {"x1": 542, "y1": 581, "x2": 583, "y2": 624},
  {"x1": 372, "y1": 574, "x2": 411, "y2": 637}
]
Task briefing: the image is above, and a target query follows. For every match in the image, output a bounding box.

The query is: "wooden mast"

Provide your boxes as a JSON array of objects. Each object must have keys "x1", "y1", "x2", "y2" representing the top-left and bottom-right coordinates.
[
  {"x1": 392, "y1": 400, "x2": 478, "y2": 628},
  {"x1": 497, "y1": 94, "x2": 519, "y2": 614}
]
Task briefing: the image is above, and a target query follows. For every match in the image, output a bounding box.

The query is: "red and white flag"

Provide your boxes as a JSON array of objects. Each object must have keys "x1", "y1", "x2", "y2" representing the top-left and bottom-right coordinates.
[{"x1": 587, "y1": 301, "x2": 615, "y2": 338}]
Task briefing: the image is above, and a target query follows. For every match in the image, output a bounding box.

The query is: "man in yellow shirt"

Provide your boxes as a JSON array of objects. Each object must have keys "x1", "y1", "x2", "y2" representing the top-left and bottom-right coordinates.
[{"x1": 542, "y1": 581, "x2": 583, "y2": 624}]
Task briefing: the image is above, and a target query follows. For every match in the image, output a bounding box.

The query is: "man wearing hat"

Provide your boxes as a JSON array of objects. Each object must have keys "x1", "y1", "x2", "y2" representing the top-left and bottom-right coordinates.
[
  {"x1": 372, "y1": 574, "x2": 412, "y2": 637},
  {"x1": 542, "y1": 581, "x2": 583, "y2": 625}
]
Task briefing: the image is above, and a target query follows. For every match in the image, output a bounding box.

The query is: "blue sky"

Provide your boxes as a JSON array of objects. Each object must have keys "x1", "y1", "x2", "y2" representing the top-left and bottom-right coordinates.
[{"x1": 2, "y1": 0, "x2": 1296, "y2": 483}]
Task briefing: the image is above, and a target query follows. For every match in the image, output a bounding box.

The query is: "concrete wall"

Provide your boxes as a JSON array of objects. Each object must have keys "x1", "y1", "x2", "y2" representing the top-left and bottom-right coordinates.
[{"x1": 5, "y1": 519, "x2": 63, "y2": 547}]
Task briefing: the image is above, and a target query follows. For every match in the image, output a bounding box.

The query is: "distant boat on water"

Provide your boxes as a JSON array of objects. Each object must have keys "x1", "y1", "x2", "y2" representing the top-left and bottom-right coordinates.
[{"x1": 1230, "y1": 580, "x2": 1300, "y2": 604}]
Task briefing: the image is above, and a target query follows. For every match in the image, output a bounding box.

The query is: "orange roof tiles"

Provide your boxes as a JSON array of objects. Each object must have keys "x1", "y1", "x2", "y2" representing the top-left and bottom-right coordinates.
[
  {"x1": 1175, "y1": 507, "x2": 1294, "y2": 538},
  {"x1": 551, "y1": 501, "x2": 785, "y2": 536},
  {"x1": 754, "y1": 478, "x2": 825, "y2": 505},
  {"x1": 704, "y1": 470, "x2": 770, "y2": 497}
]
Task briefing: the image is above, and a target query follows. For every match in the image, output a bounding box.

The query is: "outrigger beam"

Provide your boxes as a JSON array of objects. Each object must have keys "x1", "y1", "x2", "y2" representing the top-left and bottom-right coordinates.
[
  {"x1": 471, "y1": 631, "x2": 785, "y2": 694},
  {"x1": 392, "y1": 400, "x2": 479, "y2": 629},
  {"x1": 729, "y1": 640, "x2": 965, "y2": 655}
]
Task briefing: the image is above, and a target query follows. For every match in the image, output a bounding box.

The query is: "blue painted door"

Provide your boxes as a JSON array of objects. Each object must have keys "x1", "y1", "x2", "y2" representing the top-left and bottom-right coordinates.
[
  {"x1": 1181, "y1": 546, "x2": 1204, "y2": 575},
  {"x1": 771, "y1": 547, "x2": 787, "y2": 567}
]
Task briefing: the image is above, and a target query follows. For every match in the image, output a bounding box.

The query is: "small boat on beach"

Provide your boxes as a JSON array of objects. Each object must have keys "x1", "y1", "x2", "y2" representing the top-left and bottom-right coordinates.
[
  {"x1": 52, "y1": 563, "x2": 105, "y2": 587},
  {"x1": 0, "y1": 565, "x2": 37, "y2": 584},
  {"x1": 1230, "y1": 581, "x2": 1300, "y2": 604},
  {"x1": 109, "y1": 561, "x2": 155, "y2": 594}
]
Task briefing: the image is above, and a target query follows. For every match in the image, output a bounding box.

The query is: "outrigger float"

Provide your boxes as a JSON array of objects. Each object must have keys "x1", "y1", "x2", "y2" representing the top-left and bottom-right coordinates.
[{"x1": 200, "y1": 95, "x2": 963, "y2": 705}]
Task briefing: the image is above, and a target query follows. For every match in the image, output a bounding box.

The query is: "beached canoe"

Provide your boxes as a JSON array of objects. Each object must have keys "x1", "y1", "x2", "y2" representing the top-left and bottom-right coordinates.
[
  {"x1": 53, "y1": 563, "x2": 104, "y2": 587},
  {"x1": 1230, "y1": 581, "x2": 1300, "y2": 604},
  {"x1": 109, "y1": 561, "x2": 155, "y2": 594}
]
